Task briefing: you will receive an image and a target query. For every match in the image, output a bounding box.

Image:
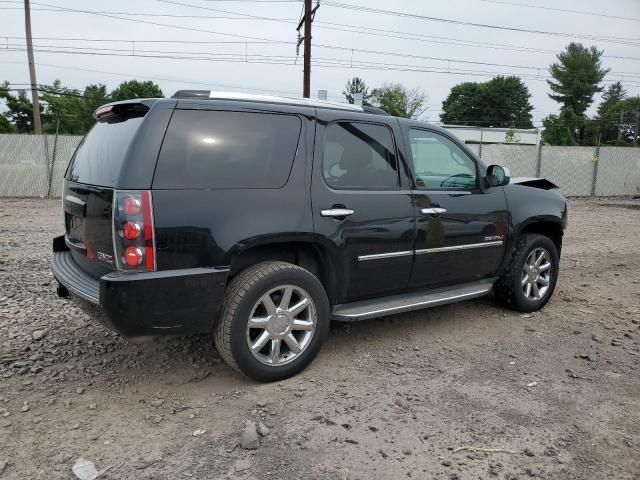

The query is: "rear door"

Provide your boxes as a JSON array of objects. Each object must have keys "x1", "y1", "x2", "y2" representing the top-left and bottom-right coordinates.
[
  {"x1": 312, "y1": 111, "x2": 415, "y2": 303},
  {"x1": 405, "y1": 127, "x2": 509, "y2": 289},
  {"x1": 62, "y1": 104, "x2": 151, "y2": 277}
]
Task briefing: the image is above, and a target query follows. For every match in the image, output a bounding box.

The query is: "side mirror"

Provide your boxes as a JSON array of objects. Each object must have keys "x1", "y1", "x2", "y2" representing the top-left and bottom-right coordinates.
[{"x1": 486, "y1": 164, "x2": 511, "y2": 187}]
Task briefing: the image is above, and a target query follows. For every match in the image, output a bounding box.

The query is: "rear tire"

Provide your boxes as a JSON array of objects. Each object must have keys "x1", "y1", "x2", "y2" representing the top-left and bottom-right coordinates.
[
  {"x1": 493, "y1": 233, "x2": 559, "y2": 313},
  {"x1": 214, "y1": 261, "x2": 330, "y2": 382}
]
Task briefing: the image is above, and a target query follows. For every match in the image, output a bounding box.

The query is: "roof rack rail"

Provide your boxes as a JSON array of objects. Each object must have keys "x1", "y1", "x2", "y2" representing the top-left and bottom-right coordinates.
[
  {"x1": 171, "y1": 90, "x2": 364, "y2": 112},
  {"x1": 362, "y1": 106, "x2": 388, "y2": 116}
]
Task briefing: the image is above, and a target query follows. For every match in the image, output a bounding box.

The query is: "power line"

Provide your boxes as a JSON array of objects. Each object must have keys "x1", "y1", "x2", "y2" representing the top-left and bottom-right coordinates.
[
  {"x1": 4, "y1": 33, "x2": 639, "y2": 63},
  {"x1": 5, "y1": 2, "x2": 640, "y2": 63},
  {"x1": 2, "y1": 36, "x2": 278, "y2": 45},
  {"x1": 5, "y1": 37, "x2": 640, "y2": 80},
  {"x1": 476, "y1": 0, "x2": 640, "y2": 23},
  {"x1": 0, "y1": 5, "x2": 296, "y2": 20},
  {"x1": 148, "y1": 0, "x2": 640, "y2": 62},
  {"x1": 30, "y1": 1, "x2": 293, "y2": 44},
  {"x1": 5, "y1": 44, "x2": 640, "y2": 87},
  {"x1": 322, "y1": 1, "x2": 640, "y2": 46}
]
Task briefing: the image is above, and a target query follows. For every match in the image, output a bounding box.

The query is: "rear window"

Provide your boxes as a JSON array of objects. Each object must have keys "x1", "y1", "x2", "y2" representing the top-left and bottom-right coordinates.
[
  {"x1": 153, "y1": 110, "x2": 302, "y2": 189},
  {"x1": 66, "y1": 116, "x2": 144, "y2": 187}
]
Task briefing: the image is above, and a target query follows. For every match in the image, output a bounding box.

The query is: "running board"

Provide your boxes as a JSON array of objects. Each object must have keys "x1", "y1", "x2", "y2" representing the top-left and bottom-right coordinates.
[{"x1": 331, "y1": 279, "x2": 496, "y2": 322}]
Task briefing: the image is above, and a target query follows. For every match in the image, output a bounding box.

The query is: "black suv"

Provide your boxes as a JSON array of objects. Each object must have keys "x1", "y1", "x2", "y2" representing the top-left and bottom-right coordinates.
[{"x1": 52, "y1": 91, "x2": 567, "y2": 382}]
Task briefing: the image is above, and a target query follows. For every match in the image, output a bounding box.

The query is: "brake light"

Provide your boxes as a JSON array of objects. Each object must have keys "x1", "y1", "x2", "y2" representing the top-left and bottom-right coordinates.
[
  {"x1": 94, "y1": 105, "x2": 113, "y2": 118},
  {"x1": 122, "y1": 196, "x2": 141, "y2": 216},
  {"x1": 123, "y1": 221, "x2": 141, "y2": 240},
  {"x1": 113, "y1": 190, "x2": 156, "y2": 271},
  {"x1": 124, "y1": 246, "x2": 143, "y2": 266}
]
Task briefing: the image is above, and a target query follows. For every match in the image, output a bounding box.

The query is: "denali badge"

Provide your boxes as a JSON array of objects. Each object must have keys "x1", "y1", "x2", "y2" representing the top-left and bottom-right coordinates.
[
  {"x1": 96, "y1": 252, "x2": 114, "y2": 265},
  {"x1": 484, "y1": 235, "x2": 504, "y2": 241}
]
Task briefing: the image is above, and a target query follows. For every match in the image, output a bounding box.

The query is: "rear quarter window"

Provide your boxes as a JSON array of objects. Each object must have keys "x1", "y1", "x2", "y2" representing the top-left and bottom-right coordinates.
[{"x1": 153, "y1": 110, "x2": 302, "y2": 189}]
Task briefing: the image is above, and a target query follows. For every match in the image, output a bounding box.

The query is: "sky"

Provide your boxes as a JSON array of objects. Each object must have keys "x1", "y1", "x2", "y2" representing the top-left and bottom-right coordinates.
[{"x1": 1, "y1": 0, "x2": 639, "y2": 127}]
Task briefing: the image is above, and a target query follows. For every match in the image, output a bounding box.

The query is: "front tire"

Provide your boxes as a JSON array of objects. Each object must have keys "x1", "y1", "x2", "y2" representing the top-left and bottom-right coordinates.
[
  {"x1": 493, "y1": 234, "x2": 559, "y2": 312},
  {"x1": 214, "y1": 261, "x2": 330, "y2": 382}
]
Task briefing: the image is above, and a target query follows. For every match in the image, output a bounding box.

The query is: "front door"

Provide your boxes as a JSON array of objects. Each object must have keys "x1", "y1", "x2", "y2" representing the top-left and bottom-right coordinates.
[
  {"x1": 405, "y1": 128, "x2": 509, "y2": 290},
  {"x1": 312, "y1": 114, "x2": 414, "y2": 303}
]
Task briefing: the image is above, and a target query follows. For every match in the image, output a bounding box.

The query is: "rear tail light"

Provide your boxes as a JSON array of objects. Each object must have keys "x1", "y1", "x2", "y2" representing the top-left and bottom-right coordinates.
[
  {"x1": 113, "y1": 190, "x2": 156, "y2": 271},
  {"x1": 124, "y1": 246, "x2": 143, "y2": 266},
  {"x1": 123, "y1": 221, "x2": 141, "y2": 240}
]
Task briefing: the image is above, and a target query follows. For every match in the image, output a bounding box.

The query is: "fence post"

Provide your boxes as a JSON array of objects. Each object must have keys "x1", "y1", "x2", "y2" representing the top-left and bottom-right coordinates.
[
  {"x1": 46, "y1": 117, "x2": 60, "y2": 197},
  {"x1": 42, "y1": 133, "x2": 50, "y2": 197},
  {"x1": 591, "y1": 134, "x2": 601, "y2": 197},
  {"x1": 535, "y1": 141, "x2": 543, "y2": 178},
  {"x1": 479, "y1": 129, "x2": 483, "y2": 159}
]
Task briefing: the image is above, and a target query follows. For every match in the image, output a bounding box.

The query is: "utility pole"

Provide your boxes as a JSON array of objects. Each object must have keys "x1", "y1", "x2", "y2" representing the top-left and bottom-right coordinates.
[
  {"x1": 24, "y1": 0, "x2": 42, "y2": 134},
  {"x1": 634, "y1": 112, "x2": 639, "y2": 147},
  {"x1": 297, "y1": 0, "x2": 319, "y2": 98}
]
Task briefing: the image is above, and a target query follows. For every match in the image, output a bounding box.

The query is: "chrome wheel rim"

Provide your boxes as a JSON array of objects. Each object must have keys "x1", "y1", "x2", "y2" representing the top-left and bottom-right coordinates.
[
  {"x1": 521, "y1": 247, "x2": 553, "y2": 301},
  {"x1": 246, "y1": 285, "x2": 317, "y2": 366}
]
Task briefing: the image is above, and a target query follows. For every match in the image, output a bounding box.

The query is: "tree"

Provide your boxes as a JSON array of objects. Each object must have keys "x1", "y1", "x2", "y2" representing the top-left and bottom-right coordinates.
[
  {"x1": 40, "y1": 81, "x2": 109, "y2": 134},
  {"x1": 370, "y1": 83, "x2": 426, "y2": 119},
  {"x1": 595, "y1": 82, "x2": 627, "y2": 144},
  {"x1": 547, "y1": 43, "x2": 609, "y2": 143},
  {"x1": 605, "y1": 97, "x2": 640, "y2": 145},
  {"x1": 440, "y1": 76, "x2": 533, "y2": 128},
  {"x1": 542, "y1": 108, "x2": 580, "y2": 146},
  {"x1": 0, "y1": 115, "x2": 15, "y2": 133},
  {"x1": 110, "y1": 80, "x2": 163, "y2": 101},
  {"x1": 1, "y1": 79, "x2": 162, "y2": 134},
  {"x1": 597, "y1": 81, "x2": 626, "y2": 118},
  {"x1": 0, "y1": 82, "x2": 43, "y2": 133},
  {"x1": 342, "y1": 77, "x2": 370, "y2": 105}
]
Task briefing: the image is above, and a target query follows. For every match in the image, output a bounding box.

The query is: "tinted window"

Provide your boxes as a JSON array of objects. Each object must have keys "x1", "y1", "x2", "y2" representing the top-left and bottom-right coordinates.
[
  {"x1": 409, "y1": 129, "x2": 477, "y2": 190},
  {"x1": 154, "y1": 110, "x2": 301, "y2": 189},
  {"x1": 66, "y1": 116, "x2": 144, "y2": 187},
  {"x1": 323, "y1": 122, "x2": 398, "y2": 190}
]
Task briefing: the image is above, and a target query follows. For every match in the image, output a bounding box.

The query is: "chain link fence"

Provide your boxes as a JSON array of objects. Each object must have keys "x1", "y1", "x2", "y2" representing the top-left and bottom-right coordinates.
[
  {"x1": 0, "y1": 133, "x2": 639, "y2": 197},
  {"x1": 0, "y1": 133, "x2": 82, "y2": 197}
]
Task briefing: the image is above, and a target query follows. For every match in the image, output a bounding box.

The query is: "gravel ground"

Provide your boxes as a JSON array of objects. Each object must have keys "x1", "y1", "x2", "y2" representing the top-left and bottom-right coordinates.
[{"x1": 0, "y1": 197, "x2": 639, "y2": 480}]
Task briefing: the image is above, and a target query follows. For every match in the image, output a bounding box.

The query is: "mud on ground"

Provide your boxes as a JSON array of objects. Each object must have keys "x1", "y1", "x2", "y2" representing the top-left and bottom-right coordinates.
[{"x1": 0, "y1": 197, "x2": 639, "y2": 479}]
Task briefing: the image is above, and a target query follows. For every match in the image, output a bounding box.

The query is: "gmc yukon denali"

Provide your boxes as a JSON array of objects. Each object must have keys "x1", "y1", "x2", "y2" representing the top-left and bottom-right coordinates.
[{"x1": 51, "y1": 91, "x2": 568, "y2": 381}]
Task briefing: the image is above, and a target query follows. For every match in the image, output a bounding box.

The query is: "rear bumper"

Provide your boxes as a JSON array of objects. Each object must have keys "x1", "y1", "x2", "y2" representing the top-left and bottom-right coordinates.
[{"x1": 51, "y1": 242, "x2": 229, "y2": 336}]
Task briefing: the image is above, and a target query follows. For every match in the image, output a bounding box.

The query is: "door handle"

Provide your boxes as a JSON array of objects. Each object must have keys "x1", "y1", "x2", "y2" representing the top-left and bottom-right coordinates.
[
  {"x1": 421, "y1": 207, "x2": 447, "y2": 215},
  {"x1": 321, "y1": 208, "x2": 355, "y2": 218}
]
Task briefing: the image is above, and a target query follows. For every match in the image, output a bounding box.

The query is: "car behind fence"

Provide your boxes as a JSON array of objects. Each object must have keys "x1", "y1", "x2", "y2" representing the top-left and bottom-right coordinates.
[{"x1": 1, "y1": 133, "x2": 639, "y2": 197}]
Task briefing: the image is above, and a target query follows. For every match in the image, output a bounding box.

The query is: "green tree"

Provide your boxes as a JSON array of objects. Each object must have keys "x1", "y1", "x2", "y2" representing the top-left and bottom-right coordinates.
[
  {"x1": 370, "y1": 83, "x2": 426, "y2": 119},
  {"x1": 542, "y1": 108, "x2": 580, "y2": 145},
  {"x1": 605, "y1": 97, "x2": 640, "y2": 145},
  {"x1": 0, "y1": 82, "x2": 43, "y2": 133},
  {"x1": 110, "y1": 80, "x2": 163, "y2": 101},
  {"x1": 0, "y1": 115, "x2": 15, "y2": 133},
  {"x1": 40, "y1": 81, "x2": 109, "y2": 134},
  {"x1": 440, "y1": 76, "x2": 533, "y2": 128},
  {"x1": 547, "y1": 43, "x2": 609, "y2": 143},
  {"x1": 597, "y1": 81, "x2": 626, "y2": 118},
  {"x1": 342, "y1": 77, "x2": 371, "y2": 105},
  {"x1": 594, "y1": 82, "x2": 627, "y2": 144}
]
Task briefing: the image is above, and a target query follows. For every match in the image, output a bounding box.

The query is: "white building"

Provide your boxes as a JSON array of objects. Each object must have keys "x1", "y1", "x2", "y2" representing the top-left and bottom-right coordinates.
[{"x1": 442, "y1": 125, "x2": 541, "y2": 145}]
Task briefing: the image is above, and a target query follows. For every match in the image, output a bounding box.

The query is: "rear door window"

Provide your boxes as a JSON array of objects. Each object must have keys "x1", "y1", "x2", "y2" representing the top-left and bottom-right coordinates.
[
  {"x1": 322, "y1": 122, "x2": 398, "y2": 190},
  {"x1": 66, "y1": 116, "x2": 144, "y2": 187},
  {"x1": 153, "y1": 110, "x2": 302, "y2": 189}
]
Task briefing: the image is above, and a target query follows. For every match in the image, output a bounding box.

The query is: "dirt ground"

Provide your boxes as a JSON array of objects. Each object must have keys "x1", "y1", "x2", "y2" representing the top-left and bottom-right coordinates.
[{"x1": 0, "y1": 197, "x2": 639, "y2": 480}]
